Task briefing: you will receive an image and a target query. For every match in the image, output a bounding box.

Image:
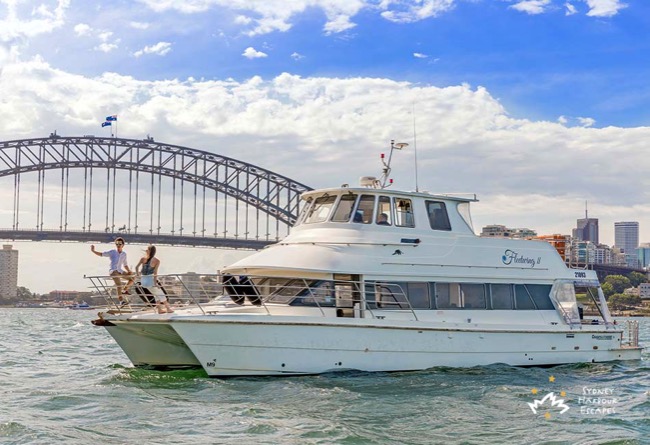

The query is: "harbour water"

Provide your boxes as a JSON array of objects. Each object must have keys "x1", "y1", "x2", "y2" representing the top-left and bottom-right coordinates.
[{"x1": 0, "y1": 308, "x2": 648, "y2": 445}]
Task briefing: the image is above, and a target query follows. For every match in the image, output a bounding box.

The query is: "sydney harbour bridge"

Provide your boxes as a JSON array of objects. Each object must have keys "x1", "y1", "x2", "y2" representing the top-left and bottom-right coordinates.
[{"x1": 0, "y1": 134, "x2": 312, "y2": 249}]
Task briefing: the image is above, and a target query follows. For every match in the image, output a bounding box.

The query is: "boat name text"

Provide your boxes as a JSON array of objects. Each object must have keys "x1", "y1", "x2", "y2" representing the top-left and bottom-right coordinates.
[{"x1": 501, "y1": 249, "x2": 540, "y2": 268}]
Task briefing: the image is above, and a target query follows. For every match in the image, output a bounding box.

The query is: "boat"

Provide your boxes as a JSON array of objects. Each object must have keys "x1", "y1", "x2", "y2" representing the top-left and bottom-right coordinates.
[{"x1": 91, "y1": 142, "x2": 642, "y2": 376}]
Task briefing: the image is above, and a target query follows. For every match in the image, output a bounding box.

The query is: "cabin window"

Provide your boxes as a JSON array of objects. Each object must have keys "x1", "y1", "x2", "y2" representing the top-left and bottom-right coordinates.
[
  {"x1": 457, "y1": 202, "x2": 474, "y2": 231},
  {"x1": 353, "y1": 195, "x2": 375, "y2": 224},
  {"x1": 425, "y1": 201, "x2": 451, "y2": 231},
  {"x1": 490, "y1": 284, "x2": 514, "y2": 309},
  {"x1": 295, "y1": 198, "x2": 313, "y2": 226},
  {"x1": 364, "y1": 283, "x2": 377, "y2": 308},
  {"x1": 460, "y1": 283, "x2": 486, "y2": 309},
  {"x1": 394, "y1": 198, "x2": 415, "y2": 227},
  {"x1": 526, "y1": 284, "x2": 555, "y2": 310},
  {"x1": 514, "y1": 284, "x2": 536, "y2": 309},
  {"x1": 304, "y1": 195, "x2": 337, "y2": 223},
  {"x1": 375, "y1": 282, "x2": 409, "y2": 309},
  {"x1": 331, "y1": 193, "x2": 357, "y2": 222},
  {"x1": 407, "y1": 282, "x2": 430, "y2": 309},
  {"x1": 376, "y1": 196, "x2": 393, "y2": 226},
  {"x1": 435, "y1": 283, "x2": 462, "y2": 309},
  {"x1": 292, "y1": 280, "x2": 336, "y2": 307}
]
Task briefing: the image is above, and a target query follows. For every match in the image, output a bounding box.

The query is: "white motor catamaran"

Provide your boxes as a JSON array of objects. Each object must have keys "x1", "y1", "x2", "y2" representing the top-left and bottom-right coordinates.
[{"x1": 91, "y1": 142, "x2": 642, "y2": 376}]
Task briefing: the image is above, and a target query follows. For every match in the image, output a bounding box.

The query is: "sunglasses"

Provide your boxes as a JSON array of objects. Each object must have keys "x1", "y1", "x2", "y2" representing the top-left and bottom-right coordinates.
[{"x1": 115, "y1": 243, "x2": 124, "y2": 246}]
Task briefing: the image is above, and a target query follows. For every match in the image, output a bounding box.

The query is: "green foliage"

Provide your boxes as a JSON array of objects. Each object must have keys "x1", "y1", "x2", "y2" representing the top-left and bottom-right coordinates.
[
  {"x1": 601, "y1": 282, "x2": 615, "y2": 298},
  {"x1": 627, "y1": 271, "x2": 648, "y2": 287},
  {"x1": 16, "y1": 286, "x2": 33, "y2": 300},
  {"x1": 603, "y1": 275, "x2": 632, "y2": 294},
  {"x1": 607, "y1": 293, "x2": 641, "y2": 311}
]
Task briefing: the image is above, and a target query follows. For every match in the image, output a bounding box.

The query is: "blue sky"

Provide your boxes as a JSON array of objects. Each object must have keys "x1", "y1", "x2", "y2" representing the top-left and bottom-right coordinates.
[{"x1": 1, "y1": 0, "x2": 650, "y2": 292}]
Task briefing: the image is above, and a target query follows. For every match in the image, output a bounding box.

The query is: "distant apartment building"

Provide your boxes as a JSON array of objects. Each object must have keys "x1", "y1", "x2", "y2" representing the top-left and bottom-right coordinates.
[
  {"x1": 572, "y1": 211, "x2": 598, "y2": 244},
  {"x1": 569, "y1": 240, "x2": 597, "y2": 265},
  {"x1": 0, "y1": 245, "x2": 19, "y2": 301},
  {"x1": 480, "y1": 225, "x2": 536, "y2": 239},
  {"x1": 535, "y1": 234, "x2": 570, "y2": 261},
  {"x1": 614, "y1": 221, "x2": 639, "y2": 268},
  {"x1": 639, "y1": 283, "x2": 650, "y2": 300}
]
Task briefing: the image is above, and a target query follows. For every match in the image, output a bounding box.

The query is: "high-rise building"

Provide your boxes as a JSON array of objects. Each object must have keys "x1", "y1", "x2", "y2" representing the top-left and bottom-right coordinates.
[
  {"x1": 615, "y1": 221, "x2": 640, "y2": 268},
  {"x1": 0, "y1": 244, "x2": 19, "y2": 301},
  {"x1": 572, "y1": 206, "x2": 598, "y2": 244}
]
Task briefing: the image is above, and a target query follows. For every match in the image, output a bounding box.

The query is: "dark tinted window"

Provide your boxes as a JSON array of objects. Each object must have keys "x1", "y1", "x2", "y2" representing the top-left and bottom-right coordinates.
[
  {"x1": 527, "y1": 284, "x2": 555, "y2": 310},
  {"x1": 376, "y1": 282, "x2": 408, "y2": 309},
  {"x1": 426, "y1": 201, "x2": 452, "y2": 231},
  {"x1": 514, "y1": 284, "x2": 536, "y2": 309},
  {"x1": 435, "y1": 283, "x2": 461, "y2": 309},
  {"x1": 490, "y1": 284, "x2": 514, "y2": 309},
  {"x1": 407, "y1": 282, "x2": 430, "y2": 309}
]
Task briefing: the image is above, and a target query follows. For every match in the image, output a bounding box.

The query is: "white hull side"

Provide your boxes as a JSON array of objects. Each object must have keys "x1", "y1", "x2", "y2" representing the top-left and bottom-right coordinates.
[
  {"x1": 105, "y1": 322, "x2": 201, "y2": 368},
  {"x1": 171, "y1": 320, "x2": 642, "y2": 376}
]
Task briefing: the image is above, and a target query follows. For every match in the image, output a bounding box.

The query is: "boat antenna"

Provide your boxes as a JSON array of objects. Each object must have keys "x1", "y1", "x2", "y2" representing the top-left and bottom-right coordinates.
[
  {"x1": 379, "y1": 140, "x2": 408, "y2": 188},
  {"x1": 413, "y1": 103, "x2": 419, "y2": 192}
]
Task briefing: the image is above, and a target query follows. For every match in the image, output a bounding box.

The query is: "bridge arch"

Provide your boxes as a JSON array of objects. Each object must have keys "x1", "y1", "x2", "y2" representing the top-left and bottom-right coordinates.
[{"x1": 0, "y1": 135, "x2": 312, "y2": 248}]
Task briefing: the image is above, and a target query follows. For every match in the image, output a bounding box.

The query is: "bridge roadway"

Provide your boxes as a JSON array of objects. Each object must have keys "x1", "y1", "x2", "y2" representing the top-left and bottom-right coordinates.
[{"x1": 0, "y1": 229, "x2": 274, "y2": 250}]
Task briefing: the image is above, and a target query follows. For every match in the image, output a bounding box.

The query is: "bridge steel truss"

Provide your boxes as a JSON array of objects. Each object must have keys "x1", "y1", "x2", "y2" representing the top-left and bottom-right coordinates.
[{"x1": 0, "y1": 135, "x2": 312, "y2": 249}]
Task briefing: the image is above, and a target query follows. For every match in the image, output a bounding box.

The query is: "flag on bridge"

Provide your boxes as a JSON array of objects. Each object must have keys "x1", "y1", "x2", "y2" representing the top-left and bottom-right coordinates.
[
  {"x1": 105, "y1": 115, "x2": 118, "y2": 121},
  {"x1": 101, "y1": 121, "x2": 112, "y2": 127}
]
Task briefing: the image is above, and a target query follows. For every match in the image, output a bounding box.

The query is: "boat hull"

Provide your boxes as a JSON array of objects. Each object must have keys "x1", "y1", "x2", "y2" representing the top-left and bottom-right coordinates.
[
  {"x1": 104, "y1": 321, "x2": 201, "y2": 369},
  {"x1": 171, "y1": 318, "x2": 642, "y2": 376}
]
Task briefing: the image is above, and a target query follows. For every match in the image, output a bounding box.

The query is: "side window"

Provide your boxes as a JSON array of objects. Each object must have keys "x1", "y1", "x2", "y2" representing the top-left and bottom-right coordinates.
[
  {"x1": 295, "y1": 198, "x2": 313, "y2": 226},
  {"x1": 331, "y1": 194, "x2": 357, "y2": 222},
  {"x1": 376, "y1": 196, "x2": 393, "y2": 226},
  {"x1": 460, "y1": 283, "x2": 486, "y2": 309},
  {"x1": 526, "y1": 284, "x2": 555, "y2": 310},
  {"x1": 304, "y1": 195, "x2": 337, "y2": 223},
  {"x1": 435, "y1": 282, "x2": 461, "y2": 309},
  {"x1": 426, "y1": 201, "x2": 451, "y2": 231},
  {"x1": 407, "y1": 282, "x2": 430, "y2": 309},
  {"x1": 490, "y1": 284, "x2": 514, "y2": 309},
  {"x1": 394, "y1": 198, "x2": 414, "y2": 227},
  {"x1": 376, "y1": 282, "x2": 408, "y2": 308},
  {"x1": 514, "y1": 284, "x2": 536, "y2": 309},
  {"x1": 364, "y1": 283, "x2": 377, "y2": 309},
  {"x1": 353, "y1": 195, "x2": 375, "y2": 224}
]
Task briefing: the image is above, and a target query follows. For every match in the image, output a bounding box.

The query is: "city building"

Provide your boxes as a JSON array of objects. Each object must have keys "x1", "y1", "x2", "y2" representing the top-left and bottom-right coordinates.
[
  {"x1": 0, "y1": 244, "x2": 19, "y2": 301},
  {"x1": 572, "y1": 208, "x2": 598, "y2": 244},
  {"x1": 638, "y1": 243, "x2": 650, "y2": 269},
  {"x1": 569, "y1": 240, "x2": 597, "y2": 265},
  {"x1": 480, "y1": 224, "x2": 536, "y2": 239},
  {"x1": 639, "y1": 283, "x2": 650, "y2": 300},
  {"x1": 535, "y1": 234, "x2": 570, "y2": 261},
  {"x1": 614, "y1": 221, "x2": 639, "y2": 268}
]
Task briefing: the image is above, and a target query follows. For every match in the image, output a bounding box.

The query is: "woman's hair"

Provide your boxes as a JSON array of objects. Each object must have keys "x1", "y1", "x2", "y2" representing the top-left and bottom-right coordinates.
[{"x1": 147, "y1": 245, "x2": 156, "y2": 261}]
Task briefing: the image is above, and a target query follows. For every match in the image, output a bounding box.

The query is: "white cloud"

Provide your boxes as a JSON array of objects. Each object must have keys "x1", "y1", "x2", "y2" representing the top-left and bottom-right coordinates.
[
  {"x1": 577, "y1": 116, "x2": 595, "y2": 127},
  {"x1": 413, "y1": 52, "x2": 428, "y2": 58},
  {"x1": 381, "y1": 0, "x2": 456, "y2": 23},
  {"x1": 584, "y1": 0, "x2": 627, "y2": 17},
  {"x1": 291, "y1": 52, "x2": 304, "y2": 60},
  {"x1": 242, "y1": 46, "x2": 267, "y2": 59},
  {"x1": 94, "y1": 42, "x2": 118, "y2": 53},
  {"x1": 0, "y1": 0, "x2": 70, "y2": 42},
  {"x1": 564, "y1": 2, "x2": 578, "y2": 15},
  {"x1": 133, "y1": 41, "x2": 172, "y2": 57},
  {"x1": 129, "y1": 21, "x2": 150, "y2": 30},
  {"x1": 509, "y1": 0, "x2": 551, "y2": 15},
  {"x1": 73, "y1": 23, "x2": 91, "y2": 36},
  {"x1": 98, "y1": 31, "x2": 113, "y2": 42}
]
